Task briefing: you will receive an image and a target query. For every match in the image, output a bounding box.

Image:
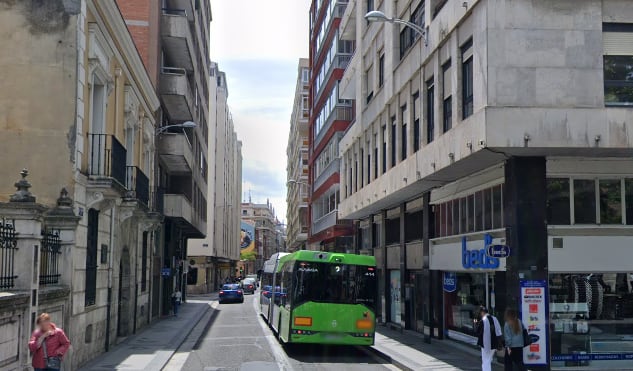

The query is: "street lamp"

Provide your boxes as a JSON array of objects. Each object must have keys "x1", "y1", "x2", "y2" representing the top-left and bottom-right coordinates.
[
  {"x1": 364, "y1": 10, "x2": 428, "y2": 46},
  {"x1": 156, "y1": 121, "x2": 197, "y2": 135}
]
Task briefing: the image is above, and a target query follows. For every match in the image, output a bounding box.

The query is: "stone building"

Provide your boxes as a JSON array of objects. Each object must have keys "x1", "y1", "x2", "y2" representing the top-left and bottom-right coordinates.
[
  {"x1": 338, "y1": 0, "x2": 633, "y2": 368},
  {"x1": 0, "y1": 0, "x2": 161, "y2": 369},
  {"x1": 116, "y1": 0, "x2": 212, "y2": 312},
  {"x1": 188, "y1": 63, "x2": 243, "y2": 294},
  {"x1": 241, "y1": 201, "x2": 284, "y2": 270},
  {"x1": 286, "y1": 58, "x2": 310, "y2": 252}
]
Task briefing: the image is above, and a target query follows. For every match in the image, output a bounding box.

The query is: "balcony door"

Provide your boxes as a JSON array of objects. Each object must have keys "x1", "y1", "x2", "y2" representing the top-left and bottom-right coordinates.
[{"x1": 89, "y1": 77, "x2": 107, "y2": 175}]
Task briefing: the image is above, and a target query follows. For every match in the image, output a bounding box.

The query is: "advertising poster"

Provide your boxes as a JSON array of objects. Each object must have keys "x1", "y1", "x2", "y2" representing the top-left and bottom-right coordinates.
[
  {"x1": 390, "y1": 270, "x2": 401, "y2": 325},
  {"x1": 240, "y1": 221, "x2": 255, "y2": 253},
  {"x1": 520, "y1": 280, "x2": 548, "y2": 366}
]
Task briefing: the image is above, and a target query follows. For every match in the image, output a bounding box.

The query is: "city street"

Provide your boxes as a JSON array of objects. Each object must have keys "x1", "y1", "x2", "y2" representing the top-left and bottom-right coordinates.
[{"x1": 179, "y1": 293, "x2": 396, "y2": 371}]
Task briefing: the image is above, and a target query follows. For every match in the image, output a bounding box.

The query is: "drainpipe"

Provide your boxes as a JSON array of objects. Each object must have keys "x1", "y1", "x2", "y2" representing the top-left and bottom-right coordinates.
[{"x1": 105, "y1": 206, "x2": 116, "y2": 352}]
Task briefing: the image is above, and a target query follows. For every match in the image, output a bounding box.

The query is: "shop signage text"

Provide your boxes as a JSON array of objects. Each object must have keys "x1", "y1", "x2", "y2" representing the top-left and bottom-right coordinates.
[
  {"x1": 461, "y1": 235, "x2": 500, "y2": 269},
  {"x1": 520, "y1": 280, "x2": 548, "y2": 366},
  {"x1": 487, "y1": 244, "x2": 510, "y2": 258},
  {"x1": 443, "y1": 272, "x2": 457, "y2": 292}
]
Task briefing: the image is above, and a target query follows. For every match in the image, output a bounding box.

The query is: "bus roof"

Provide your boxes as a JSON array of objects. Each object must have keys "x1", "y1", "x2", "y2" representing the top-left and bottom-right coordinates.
[{"x1": 277, "y1": 251, "x2": 375, "y2": 270}]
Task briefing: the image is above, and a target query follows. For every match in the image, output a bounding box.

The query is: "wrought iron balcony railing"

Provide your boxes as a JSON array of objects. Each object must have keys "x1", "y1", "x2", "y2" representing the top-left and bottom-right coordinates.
[
  {"x1": 87, "y1": 134, "x2": 127, "y2": 186},
  {"x1": 126, "y1": 166, "x2": 150, "y2": 206}
]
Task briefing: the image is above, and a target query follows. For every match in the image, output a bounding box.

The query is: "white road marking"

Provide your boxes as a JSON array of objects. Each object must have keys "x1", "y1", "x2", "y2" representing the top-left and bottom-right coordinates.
[{"x1": 252, "y1": 295, "x2": 295, "y2": 371}]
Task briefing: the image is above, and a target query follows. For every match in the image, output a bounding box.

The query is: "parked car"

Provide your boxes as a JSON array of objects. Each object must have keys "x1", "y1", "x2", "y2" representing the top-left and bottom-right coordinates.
[
  {"x1": 242, "y1": 278, "x2": 256, "y2": 294},
  {"x1": 219, "y1": 284, "x2": 244, "y2": 304}
]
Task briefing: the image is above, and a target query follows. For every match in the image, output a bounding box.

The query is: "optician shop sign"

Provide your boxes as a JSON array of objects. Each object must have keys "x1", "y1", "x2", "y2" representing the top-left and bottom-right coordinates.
[
  {"x1": 461, "y1": 234, "x2": 500, "y2": 269},
  {"x1": 443, "y1": 272, "x2": 457, "y2": 292}
]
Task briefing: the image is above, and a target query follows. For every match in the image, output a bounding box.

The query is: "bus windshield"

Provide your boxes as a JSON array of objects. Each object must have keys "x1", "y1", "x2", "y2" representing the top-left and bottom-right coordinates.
[{"x1": 293, "y1": 261, "x2": 376, "y2": 310}]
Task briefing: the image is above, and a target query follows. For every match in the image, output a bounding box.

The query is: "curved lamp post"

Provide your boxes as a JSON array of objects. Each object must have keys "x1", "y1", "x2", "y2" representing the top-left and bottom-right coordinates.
[
  {"x1": 156, "y1": 121, "x2": 197, "y2": 135},
  {"x1": 365, "y1": 10, "x2": 428, "y2": 46}
]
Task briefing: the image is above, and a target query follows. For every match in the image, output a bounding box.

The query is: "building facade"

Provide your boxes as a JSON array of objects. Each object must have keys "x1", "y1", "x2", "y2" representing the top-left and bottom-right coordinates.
[
  {"x1": 307, "y1": 0, "x2": 356, "y2": 252},
  {"x1": 241, "y1": 201, "x2": 284, "y2": 270},
  {"x1": 339, "y1": 0, "x2": 633, "y2": 369},
  {"x1": 0, "y1": 0, "x2": 161, "y2": 369},
  {"x1": 286, "y1": 58, "x2": 311, "y2": 252},
  {"x1": 188, "y1": 63, "x2": 243, "y2": 293},
  {"x1": 117, "y1": 0, "x2": 212, "y2": 310}
]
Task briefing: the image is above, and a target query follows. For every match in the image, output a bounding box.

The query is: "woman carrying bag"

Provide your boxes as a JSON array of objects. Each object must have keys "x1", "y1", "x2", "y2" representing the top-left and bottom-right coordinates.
[
  {"x1": 503, "y1": 308, "x2": 527, "y2": 371},
  {"x1": 28, "y1": 313, "x2": 71, "y2": 371}
]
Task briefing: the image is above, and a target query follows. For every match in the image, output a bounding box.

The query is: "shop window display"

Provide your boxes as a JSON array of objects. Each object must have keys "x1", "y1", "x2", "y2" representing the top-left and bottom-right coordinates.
[
  {"x1": 444, "y1": 273, "x2": 488, "y2": 337},
  {"x1": 550, "y1": 273, "x2": 633, "y2": 368}
]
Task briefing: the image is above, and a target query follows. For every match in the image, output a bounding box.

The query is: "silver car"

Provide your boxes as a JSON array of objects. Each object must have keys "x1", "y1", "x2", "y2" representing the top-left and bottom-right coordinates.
[{"x1": 241, "y1": 278, "x2": 256, "y2": 294}]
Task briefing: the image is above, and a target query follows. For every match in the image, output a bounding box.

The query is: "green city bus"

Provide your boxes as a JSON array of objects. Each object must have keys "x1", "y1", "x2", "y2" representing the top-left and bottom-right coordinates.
[{"x1": 260, "y1": 251, "x2": 376, "y2": 345}]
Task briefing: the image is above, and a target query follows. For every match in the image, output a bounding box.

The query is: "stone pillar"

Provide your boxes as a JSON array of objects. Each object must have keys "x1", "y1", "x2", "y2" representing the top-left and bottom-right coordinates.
[{"x1": 0, "y1": 169, "x2": 46, "y2": 371}]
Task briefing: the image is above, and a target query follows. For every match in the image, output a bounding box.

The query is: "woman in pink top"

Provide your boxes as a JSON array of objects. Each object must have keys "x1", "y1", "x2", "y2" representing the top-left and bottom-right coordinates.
[{"x1": 28, "y1": 313, "x2": 71, "y2": 371}]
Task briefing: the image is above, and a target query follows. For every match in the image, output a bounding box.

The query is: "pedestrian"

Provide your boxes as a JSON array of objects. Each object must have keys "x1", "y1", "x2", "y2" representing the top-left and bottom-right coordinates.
[
  {"x1": 171, "y1": 289, "x2": 182, "y2": 316},
  {"x1": 504, "y1": 308, "x2": 527, "y2": 371},
  {"x1": 475, "y1": 306, "x2": 503, "y2": 371},
  {"x1": 28, "y1": 313, "x2": 71, "y2": 371}
]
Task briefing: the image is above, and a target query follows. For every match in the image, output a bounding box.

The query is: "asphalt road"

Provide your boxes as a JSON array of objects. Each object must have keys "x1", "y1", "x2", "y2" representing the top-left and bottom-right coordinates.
[{"x1": 180, "y1": 291, "x2": 396, "y2": 371}]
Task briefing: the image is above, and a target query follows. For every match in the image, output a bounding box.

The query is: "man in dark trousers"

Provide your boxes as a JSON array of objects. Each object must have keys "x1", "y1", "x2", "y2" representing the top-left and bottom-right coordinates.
[{"x1": 475, "y1": 306, "x2": 502, "y2": 371}]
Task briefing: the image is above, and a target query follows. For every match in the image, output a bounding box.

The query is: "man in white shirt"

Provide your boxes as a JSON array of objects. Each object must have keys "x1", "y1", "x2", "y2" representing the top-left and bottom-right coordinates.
[{"x1": 475, "y1": 306, "x2": 502, "y2": 371}]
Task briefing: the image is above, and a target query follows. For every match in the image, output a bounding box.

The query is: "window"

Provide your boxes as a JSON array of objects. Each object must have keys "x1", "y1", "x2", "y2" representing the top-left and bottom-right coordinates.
[
  {"x1": 546, "y1": 179, "x2": 571, "y2": 225},
  {"x1": 603, "y1": 23, "x2": 633, "y2": 106},
  {"x1": 382, "y1": 126, "x2": 387, "y2": 174},
  {"x1": 374, "y1": 143, "x2": 378, "y2": 180},
  {"x1": 366, "y1": 142, "x2": 371, "y2": 185},
  {"x1": 574, "y1": 179, "x2": 596, "y2": 224},
  {"x1": 401, "y1": 105, "x2": 408, "y2": 160},
  {"x1": 391, "y1": 117, "x2": 396, "y2": 167},
  {"x1": 302, "y1": 68, "x2": 310, "y2": 84},
  {"x1": 378, "y1": 53, "x2": 385, "y2": 87},
  {"x1": 367, "y1": 0, "x2": 374, "y2": 12},
  {"x1": 399, "y1": 2, "x2": 425, "y2": 59},
  {"x1": 141, "y1": 232, "x2": 148, "y2": 291},
  {"x1": 461, "y1": 39, "x2": 474, "y2": 119},
  {"x1": 426, "y1": 79, "x2": 435, "y2": 143},
  {"x1": 366, "y1": 64, "x2": 374, "y2": 104},
  {"x1": 85, "y1": 208, "x2": 99, "y2": 307},
  {"x1": 413, "y1": 93, "x2": 420, "y2": 152},
  {"x1": 627, "y1": 179, "x2": 633, "y2": 225},
  {"x1": 599, "y1": 179, "x2": 622, "y2": 224},
  {"x1": 492, "y1": 185, "x2": 503, "y2": 229},
  {"x1": 442, "y1": 61, "x2": 452, "y2": 133}
]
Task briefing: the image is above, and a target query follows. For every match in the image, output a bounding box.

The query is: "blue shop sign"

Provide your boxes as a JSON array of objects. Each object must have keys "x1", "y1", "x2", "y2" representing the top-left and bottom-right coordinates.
[
  {"x1": 443, "y1": 272, "x2": 457, "y2": 292},
  {"x1": 161, "y1": 268, "x2": 171, "y2": 277},
  {"x1": 461, "y1": 234, "x2": 500, "y2": 269}
]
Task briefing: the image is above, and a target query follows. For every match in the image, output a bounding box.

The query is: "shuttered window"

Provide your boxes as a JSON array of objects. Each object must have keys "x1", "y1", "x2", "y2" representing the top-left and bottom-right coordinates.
[{"x1": 603, "y1": 24, "x2": 633, "y2": 106}]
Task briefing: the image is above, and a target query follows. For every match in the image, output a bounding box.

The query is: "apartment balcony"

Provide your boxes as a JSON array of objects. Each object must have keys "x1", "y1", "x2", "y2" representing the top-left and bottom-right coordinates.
[
  {"x1": 339, "y1": 51, "x2": 358, "y2": 100},
  {"x1": 85, "y1": 134, "x2": 127, "y2": 197},
  {"x1": 160, "y1": 67, "x2": 194, "y2": 122},
  {"x1": 314, "y1": 158, "x2": 340, "y2": 192},
  {"x1": 163, "y1": 193, "x2": 205, "y2": 237},
  {"x1": 312, "y1": 210, "x2": 339, "y2": 235},
  {"x1": 161, "y1": 9, "x2": 194, "y2": 71},
  {"x1": 314, "y1": 104, "x2": 354, "y2": 148},
  {"x1": 157, "y1": 132, "x2": 194, "y2": 175},
  {"x1": 125, "y1": 166, "x2": 150, "y2": 206},
  {"x1": 339, "y1": 0, "x2": 356, "y2": 41},
  {"x1": 164, "y1": 0, "x2": 194, "y2": 21},
  {"x1": 314, "y1": 53, "x2": 354, "y2": 105}
]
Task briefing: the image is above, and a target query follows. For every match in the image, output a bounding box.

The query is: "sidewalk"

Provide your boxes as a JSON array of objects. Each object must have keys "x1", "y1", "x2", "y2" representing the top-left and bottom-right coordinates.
[
  {"x1": 369, "y1": 325, "x2": 503, "y2": 371},
  {"x1": 78, "y1": 294, "x2": 216, "y2": 371}
]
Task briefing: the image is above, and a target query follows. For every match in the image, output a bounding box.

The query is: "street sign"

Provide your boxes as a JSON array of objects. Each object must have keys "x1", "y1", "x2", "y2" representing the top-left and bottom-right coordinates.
[
  {"x1": 487, "y1": 244, "x2": 510, "y2": 258},
  {"x1": 161, "y1": 268, "x2": 171, "y2": 277}
]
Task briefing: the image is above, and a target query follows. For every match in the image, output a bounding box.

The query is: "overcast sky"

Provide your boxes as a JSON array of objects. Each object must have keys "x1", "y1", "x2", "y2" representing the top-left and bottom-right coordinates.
[{"x1": 210, "y1": 0, "x2": 311, "y2": 223}]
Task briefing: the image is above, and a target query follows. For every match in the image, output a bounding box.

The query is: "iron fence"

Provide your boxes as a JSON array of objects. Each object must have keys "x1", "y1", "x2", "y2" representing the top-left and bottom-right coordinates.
[
  {"x1": 0, "y1": 218, "x2": 18, "y2": 289},
  {"x1": 88, "y1": 133, "x2": 127, "y2": 186},
  {"x1": 39, "y1": 230, "x2": 61, "y2": 285},
  {"x1": 126, "y1": 166, "x2": 150, "y2": 206}
]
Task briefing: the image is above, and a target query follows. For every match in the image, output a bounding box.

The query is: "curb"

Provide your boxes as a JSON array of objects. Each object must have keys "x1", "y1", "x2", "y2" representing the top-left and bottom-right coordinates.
[{"x1": 359, "y1": 345, "x2": 412, "y2": 371}]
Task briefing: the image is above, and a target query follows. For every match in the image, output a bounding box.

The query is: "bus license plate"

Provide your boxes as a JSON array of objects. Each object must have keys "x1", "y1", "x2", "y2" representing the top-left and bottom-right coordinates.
[{"x1": 324, "y1": 333, "x2": 343, "y2": 340}]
